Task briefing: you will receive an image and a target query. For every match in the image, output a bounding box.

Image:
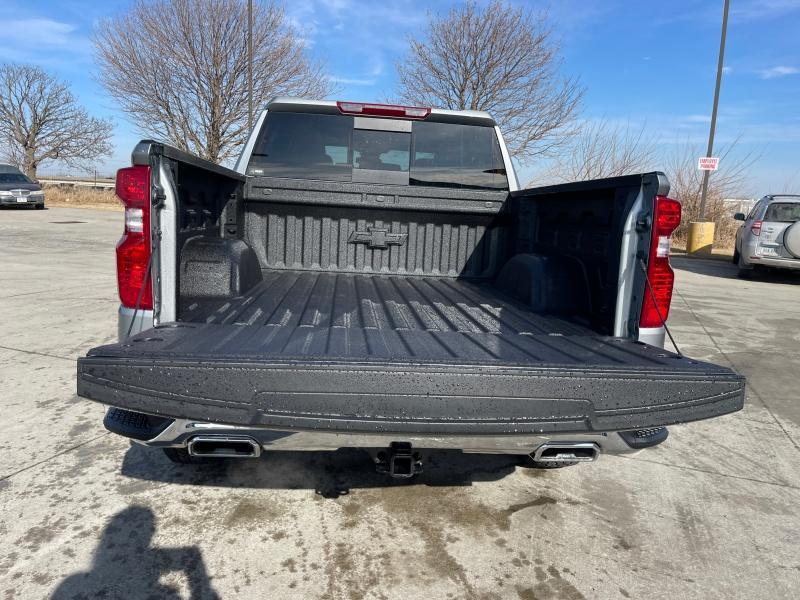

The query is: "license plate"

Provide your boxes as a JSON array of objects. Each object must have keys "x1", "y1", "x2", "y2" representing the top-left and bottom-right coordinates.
[
  {"x1": 759, "y1": 246, "x2": 779, "y2": 256},
  {"x1": 16, "y1": 197, "x2": 27, "y2": 203}
]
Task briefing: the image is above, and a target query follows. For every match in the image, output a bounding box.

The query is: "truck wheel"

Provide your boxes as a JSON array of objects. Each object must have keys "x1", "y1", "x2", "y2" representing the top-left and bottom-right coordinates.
[{"x1": 162, "y1": 447, "x2": 206, "y2": 464}]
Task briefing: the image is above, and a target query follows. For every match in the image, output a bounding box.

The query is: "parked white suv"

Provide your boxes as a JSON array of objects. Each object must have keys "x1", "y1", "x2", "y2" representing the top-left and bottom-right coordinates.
[{"x1": 733, "y1": 195, "x2": 800, "y2": 278}]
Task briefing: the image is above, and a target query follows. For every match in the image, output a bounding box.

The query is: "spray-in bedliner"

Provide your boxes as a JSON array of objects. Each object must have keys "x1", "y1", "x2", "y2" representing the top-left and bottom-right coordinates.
[{"x1": 77, "y1": 270, "x2": 745, "y2": 434}]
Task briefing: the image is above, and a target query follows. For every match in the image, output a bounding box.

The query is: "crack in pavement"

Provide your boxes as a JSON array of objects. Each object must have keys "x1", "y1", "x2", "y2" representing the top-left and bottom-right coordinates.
[
  {"x1": 0, "y1": 345, "x2": 77, "y2": 362},
  {"x1": 0, "y1": 432, "x2": 110, "y2": 483},
  {"x1": 616, "y1": 453, "x2": 800, "y2": 491},
  {"x1": 0, "y1": 284, "x2": 111, "y2": 299}
]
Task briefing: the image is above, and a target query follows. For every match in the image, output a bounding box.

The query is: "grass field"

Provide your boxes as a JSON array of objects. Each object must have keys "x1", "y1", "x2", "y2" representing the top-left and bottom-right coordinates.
[{"x1": 43, "y1": 186, "x2": 121, "y2": 210}]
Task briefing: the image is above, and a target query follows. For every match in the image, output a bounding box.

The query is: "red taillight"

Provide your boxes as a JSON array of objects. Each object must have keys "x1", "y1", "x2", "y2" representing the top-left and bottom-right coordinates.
[
  {"x1": 115, "y1": 165, "x2": 152, "y2": 309},
  {"x1": 336, "y1": 101, "x2": 431, "y2": 119},
  {"x1": 116, "y1": 166, "x2": 150, "y2": 207},
  {"x1": 640, "y1": 196, "x2": 681, "y2": 328},
  {"x1": 750, "y1": 220, "x2": 762, "y2": 236}
]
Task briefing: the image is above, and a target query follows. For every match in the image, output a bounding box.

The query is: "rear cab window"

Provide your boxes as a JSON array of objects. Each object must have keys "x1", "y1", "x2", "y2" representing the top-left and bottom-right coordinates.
[{"x1": 247, "y1": 111, "x2": 508, "y2": 191}]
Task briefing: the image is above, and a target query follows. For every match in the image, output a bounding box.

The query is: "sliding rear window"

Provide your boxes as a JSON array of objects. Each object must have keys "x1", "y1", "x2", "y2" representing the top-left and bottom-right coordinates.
[{"x1": 247, "y1": 111, "x2": 508, "y2": 190}]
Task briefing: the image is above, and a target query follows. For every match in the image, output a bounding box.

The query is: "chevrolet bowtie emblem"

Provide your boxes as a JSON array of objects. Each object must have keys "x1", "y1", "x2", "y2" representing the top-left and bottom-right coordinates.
[{"x1": 348, "y1": 227, "x2": 408, "y2": 250}]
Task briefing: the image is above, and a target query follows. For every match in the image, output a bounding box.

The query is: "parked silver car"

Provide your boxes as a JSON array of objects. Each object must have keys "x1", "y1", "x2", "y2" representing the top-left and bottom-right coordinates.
[
  {"x1": 733, "y1": 195, "x2": 800, "y2": 277},
  {"x1": 0, "y1": 164, "x2": 45, "y2": 209}
]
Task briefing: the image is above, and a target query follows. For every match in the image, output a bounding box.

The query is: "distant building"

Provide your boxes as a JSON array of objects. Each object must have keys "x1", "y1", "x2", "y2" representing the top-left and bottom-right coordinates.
[{"x1": 721, "y1": 197, "x2": 756, "y2": 215}]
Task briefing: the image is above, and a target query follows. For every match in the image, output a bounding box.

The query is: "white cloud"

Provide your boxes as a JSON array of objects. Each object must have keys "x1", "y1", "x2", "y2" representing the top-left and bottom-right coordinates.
[
  {"x1": 760, "y1": 65, "x2": 799, "y2": 79},
  {"x1": 0, "y1": 18, "x2": 92, "y2": 67},
  {"x1": 286, "y1": 14, "x2": 319, "y2": 49},
  {"x1": 368, "y1": 60, "x2": 384, "y2": 77},
  {"x1": 685, "y1": 114, "x2": 712, "y2": 123},
  {"x1": 733, "y1": 0, "x2": 800, "y2": 19},
  {"x1": 327, "y1": 76, "x2": 376, "y2": 86},
  {"x1": 285, "y1": 0, "x2": 425, "y2": 52},
  {"x1": 3, "y1": 19, "x2": 78, "y2": 47},
  {"x1": 320, "y1": 0, "x2": 353, "y2": 11},
  {"x1": 657, "y1": 0, "x2": 800, "y2": 26}
]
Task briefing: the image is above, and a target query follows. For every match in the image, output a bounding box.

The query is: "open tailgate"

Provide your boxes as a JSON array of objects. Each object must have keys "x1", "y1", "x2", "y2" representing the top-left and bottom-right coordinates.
[{"x1": 77, "y1": 324, "x2": 745, "y2": 435}]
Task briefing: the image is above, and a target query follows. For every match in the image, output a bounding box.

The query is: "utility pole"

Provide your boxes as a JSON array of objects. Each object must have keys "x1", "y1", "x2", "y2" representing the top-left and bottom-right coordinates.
[
  {"x1": 698, "y1": 0, "x2": 730, "y2": 220},
  {"x1": 247, "y1": 0, "x2": 254, "y2": 132}
]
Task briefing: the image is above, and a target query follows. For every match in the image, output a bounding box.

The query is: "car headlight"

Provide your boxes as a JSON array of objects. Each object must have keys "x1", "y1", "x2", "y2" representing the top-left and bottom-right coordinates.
[
  {"x1": 30, "y1": 191, "x2": 44, "y2": 197},
  {"x1": 0, "y1": 191, "x2": 12, "y2": 197}
]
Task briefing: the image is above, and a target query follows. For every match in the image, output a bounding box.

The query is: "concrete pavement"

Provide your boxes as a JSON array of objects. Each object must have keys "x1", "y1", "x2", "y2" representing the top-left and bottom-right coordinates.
[{"x1": 1, "y1": 207, "x2": 798, "y2": 599}]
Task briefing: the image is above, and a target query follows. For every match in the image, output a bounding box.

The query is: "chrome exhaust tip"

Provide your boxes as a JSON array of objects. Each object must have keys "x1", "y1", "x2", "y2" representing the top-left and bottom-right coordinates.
[
  {"x1": 532, "y1": 442, "x2": 600, "y2": 463},
  {"x1": 187, "y1": 435, "x2": 261, "y2": 458}
]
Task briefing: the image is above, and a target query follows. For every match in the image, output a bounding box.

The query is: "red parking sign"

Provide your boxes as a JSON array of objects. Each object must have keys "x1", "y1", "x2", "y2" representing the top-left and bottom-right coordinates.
[{"x1": 698, "y1": 157, "x2": 719, "y2": 171}]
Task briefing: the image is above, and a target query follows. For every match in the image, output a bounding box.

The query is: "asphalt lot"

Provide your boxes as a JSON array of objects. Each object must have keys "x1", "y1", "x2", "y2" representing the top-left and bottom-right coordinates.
[{"x1": 1, "y1": 206, "x2": 799, "y2": 600}]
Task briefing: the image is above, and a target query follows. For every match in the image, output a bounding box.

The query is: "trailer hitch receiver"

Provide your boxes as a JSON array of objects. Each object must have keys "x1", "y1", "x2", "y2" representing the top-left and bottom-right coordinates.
[{"x1": 375, "y1": 442, "x2": 423, "y2": 478}]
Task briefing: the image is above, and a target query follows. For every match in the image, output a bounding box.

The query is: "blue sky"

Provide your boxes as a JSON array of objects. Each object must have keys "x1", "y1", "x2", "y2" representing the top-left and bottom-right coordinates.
[{"x1": 1, "y1": 0, "x2": 798, "y2": 194}]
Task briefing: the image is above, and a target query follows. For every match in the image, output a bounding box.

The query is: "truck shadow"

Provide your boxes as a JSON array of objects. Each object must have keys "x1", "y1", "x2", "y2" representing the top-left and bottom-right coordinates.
[
  {"x1": 51, "y1": 505, "x2": 220, "y2": 600},
  {"x1": 119, "y1": 444, "x2": 528, "y2": 498}
]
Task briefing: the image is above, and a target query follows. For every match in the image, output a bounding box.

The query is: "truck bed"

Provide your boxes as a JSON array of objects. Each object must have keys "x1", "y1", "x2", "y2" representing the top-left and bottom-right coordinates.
[
  {"x1": 178, "y1": 270, "x2": 601, "y2": 363},
  {"x1": 78, "y1": 269, "x2": 745, "y2": 435}
]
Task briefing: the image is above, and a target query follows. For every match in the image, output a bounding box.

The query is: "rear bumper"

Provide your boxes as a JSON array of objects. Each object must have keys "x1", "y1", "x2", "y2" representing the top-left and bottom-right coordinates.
[
  {"x1": 104, "y1": 409, "x2": 656, "y2": 456},
  {"x1": 745, "y1": 255, "x2": 800, "y2": 270},
  {"x1": 0, "y1": 197, "x2": 43, "y2": 206},
  {"x1": 740, "y1": 240, "x2": 800, "y2": 269}
]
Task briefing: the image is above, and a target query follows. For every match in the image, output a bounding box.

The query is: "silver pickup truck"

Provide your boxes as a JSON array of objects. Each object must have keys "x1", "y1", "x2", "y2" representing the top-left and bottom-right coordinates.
[{"x1": 77, "y1": 98, "x2": 745, "y2": 476}]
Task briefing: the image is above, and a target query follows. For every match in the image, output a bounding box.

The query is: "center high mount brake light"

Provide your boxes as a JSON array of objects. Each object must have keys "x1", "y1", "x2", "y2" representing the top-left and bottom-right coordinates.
[{"x1": 336, "y1": 101, "x2": 431, "y2": 120}]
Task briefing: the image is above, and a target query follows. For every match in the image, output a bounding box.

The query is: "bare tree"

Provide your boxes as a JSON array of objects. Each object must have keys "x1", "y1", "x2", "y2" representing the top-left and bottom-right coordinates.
[
  {"x1": 0, "y1": 64, "x2": 113, "y2": 178},
  {"x1": 395, "y1": 1, "x2": 583, "y2": 161},
  {"x1": 778, "y1": 169, "x2": 800, "y2": 194},
  {"x1": 547, "y1": 120, "x2": 659, "y2": 183},
  {"x1": 665, "y1": 135, "x2": 759, "y2": 247},
  {"x1": 94, "y1": 0, "x2": 334, "y2": 164}
]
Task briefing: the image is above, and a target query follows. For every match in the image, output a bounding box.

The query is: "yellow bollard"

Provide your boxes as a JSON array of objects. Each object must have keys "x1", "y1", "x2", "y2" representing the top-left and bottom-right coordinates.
[{"x1": 687, "y1": 221, "x2": 715, "y2": 255}]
